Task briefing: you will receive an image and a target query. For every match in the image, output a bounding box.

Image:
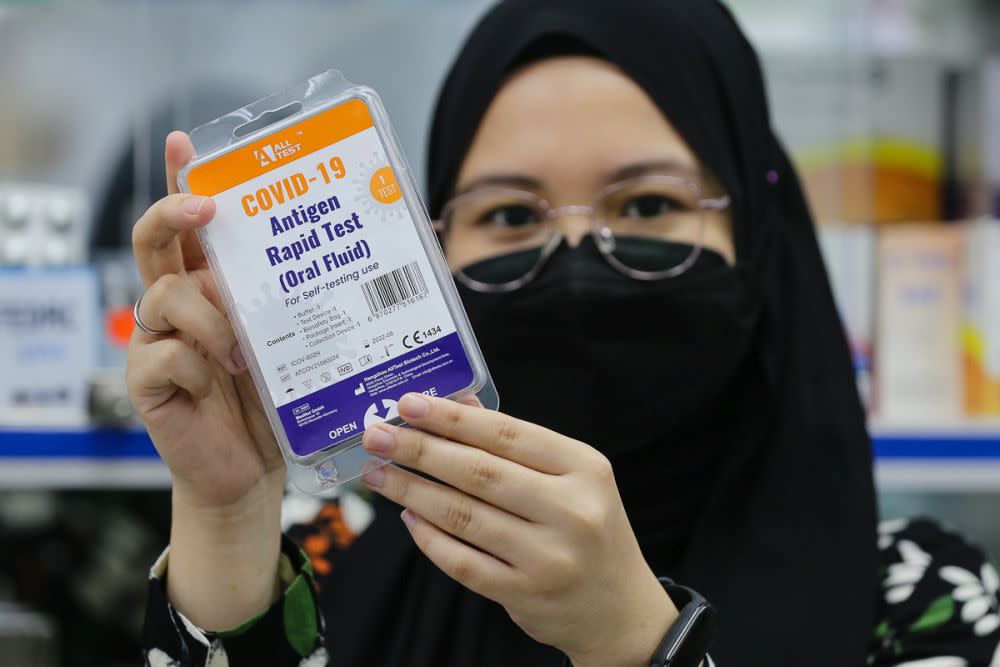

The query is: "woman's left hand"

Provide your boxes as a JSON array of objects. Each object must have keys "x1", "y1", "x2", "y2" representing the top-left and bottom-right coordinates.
[{"x1": 360, "y1": 392, "x2": 678, "y2": 667}]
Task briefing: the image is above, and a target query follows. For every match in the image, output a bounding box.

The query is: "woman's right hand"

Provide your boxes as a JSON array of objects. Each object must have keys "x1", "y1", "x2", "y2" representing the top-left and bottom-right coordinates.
[{"x1": 126, "y1": 131, "x2": 286, "y2": 630}]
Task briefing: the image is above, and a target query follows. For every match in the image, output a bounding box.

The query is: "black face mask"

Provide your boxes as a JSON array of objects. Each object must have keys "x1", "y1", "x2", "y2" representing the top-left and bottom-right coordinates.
[{"x1": 456, "y1": 236, "x2": 761, "y2": 459}]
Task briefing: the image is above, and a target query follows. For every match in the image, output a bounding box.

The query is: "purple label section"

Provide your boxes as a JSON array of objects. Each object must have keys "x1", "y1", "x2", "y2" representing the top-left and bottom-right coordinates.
[{"x1": 278, "y1": 331, "x2": 475, "y2": 457}]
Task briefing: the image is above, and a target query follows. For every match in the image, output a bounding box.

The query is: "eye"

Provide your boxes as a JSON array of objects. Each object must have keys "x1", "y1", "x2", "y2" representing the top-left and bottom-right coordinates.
[
  {"x1": 477, "y1": 204, "x2": 541, "y2": 228},
  {"x1": 619, "y1": 194, "x2": 682, "y2": 219}
]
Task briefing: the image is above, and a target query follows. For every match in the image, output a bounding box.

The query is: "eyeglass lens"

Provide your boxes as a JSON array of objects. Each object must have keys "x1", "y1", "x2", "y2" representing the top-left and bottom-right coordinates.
[{"x1": 441, "y1": 176, "x2": 709, "y2": 289}]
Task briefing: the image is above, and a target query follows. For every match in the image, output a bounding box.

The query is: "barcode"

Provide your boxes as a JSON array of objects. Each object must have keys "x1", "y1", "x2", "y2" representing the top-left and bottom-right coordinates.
[{"x1": 361, "y1": 261, "x2": 428, "y2": 315}]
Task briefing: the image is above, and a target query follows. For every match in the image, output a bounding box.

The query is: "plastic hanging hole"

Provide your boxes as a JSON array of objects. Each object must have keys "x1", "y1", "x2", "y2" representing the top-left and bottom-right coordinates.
[
  {"x1": 233, "y1": 101, "x2": 304, "y2": 138},
  {"x1": 316, "y1": 460, "x2": 339, "y2": 486}
]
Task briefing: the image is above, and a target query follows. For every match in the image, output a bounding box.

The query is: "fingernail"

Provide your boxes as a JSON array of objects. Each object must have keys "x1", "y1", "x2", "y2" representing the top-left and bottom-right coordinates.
[
  {"x1": 182, "y1": 196, "x2": 206, "y2": 215},
  {"x1": 361, "y1": 466, "x2": 385, "y2": 488},
  {"x1": 401, "y1": 509, "x2": 417, "y2": 530},
  {"x1": 399, "y1": 393, "x2": 430, "y2": 418},
  {"x1": 364, "y1": 425, "x2": 394, "y2": 453},
  {"x1": 231, "y1": 345, "x2": 246, "y2": 371}
]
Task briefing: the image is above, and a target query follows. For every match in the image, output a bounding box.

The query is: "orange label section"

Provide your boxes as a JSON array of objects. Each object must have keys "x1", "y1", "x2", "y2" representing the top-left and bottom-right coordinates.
[{"x1": 186, "y1": 99, "x2": 374, "y2": 196}]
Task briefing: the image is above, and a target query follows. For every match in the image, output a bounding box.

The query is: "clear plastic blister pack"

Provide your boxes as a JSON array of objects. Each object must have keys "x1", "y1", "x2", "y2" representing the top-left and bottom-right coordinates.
[{"x1": 177, "y1": 70, "x2": 497, "y2": 493}]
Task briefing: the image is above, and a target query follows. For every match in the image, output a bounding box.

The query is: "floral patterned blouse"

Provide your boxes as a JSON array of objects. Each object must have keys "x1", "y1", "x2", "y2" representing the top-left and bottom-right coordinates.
[{"x1": 141, "y1": 491, "x2": 1000, "y2": 666}]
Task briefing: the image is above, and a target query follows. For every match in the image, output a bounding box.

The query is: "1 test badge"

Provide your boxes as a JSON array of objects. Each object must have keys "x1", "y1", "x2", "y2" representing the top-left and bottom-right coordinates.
[{"x1": 178, "y1": 73, "x2": 494, "y2": 489}]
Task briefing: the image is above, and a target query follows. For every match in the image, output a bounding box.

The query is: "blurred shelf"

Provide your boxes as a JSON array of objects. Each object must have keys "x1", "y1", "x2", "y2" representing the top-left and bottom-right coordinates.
[
  {"x1": 871, "y1": 419, "x2": 1000, "y2": 457},
  {"x1": 871, "y1": 420, "x2": 1000, "y2": 491},
  {"x1": 3, "y1": 422, "x2": 1000, "y2": 489},
  {"x1": 0, "y1": 426, "x2": 167, "y2": 488}
]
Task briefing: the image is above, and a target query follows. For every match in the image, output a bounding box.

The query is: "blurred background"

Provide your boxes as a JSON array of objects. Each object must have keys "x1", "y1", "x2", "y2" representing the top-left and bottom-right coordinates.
[{"x1": 1, "y1": 0, "x2": 999, "y2": 664}]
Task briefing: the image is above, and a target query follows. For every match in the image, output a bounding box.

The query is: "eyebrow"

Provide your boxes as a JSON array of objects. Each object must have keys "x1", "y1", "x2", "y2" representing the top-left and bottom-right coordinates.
[
  {"x1": 454, "y1": 174, "x2": 544, "y2": 196},
  {"x1": 606, "y1": 159, "x2": 700, "y2": 182},
  {"x1": 452, "y1": 159, "x2": 702, "y2": 197}
]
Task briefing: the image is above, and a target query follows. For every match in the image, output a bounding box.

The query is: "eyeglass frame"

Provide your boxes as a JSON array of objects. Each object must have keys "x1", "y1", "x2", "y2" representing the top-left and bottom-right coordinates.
[{"x1": 432, "y1": 173, "x2": 732, "y2": 293}]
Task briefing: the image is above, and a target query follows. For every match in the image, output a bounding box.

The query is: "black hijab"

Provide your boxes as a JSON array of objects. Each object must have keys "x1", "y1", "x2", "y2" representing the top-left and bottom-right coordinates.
[{"x1": 322, "y1": 2, "x2": 878, "y2": 665}]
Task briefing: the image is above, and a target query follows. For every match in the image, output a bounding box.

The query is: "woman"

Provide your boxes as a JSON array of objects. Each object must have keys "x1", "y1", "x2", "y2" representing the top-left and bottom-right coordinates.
[{"x1": 132, "y1": 1, "x2": 1000, "y2": 665}]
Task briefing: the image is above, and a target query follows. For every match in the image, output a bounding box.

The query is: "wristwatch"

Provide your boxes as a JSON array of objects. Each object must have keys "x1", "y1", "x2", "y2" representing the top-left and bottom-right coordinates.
[
  {"x1": 559, "y1": 577, "x2": 716, "y2": 667},
  {"x1": 648, "y1": 576, "x2": 716, "y2": 667}
]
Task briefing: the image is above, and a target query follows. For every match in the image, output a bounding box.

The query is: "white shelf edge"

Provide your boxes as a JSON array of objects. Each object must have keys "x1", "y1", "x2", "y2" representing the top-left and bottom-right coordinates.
[
  {"x1": 876, "y1": 460, "x2": 1000, "y2": 491},
  {"x1": 0, "y1": 458, "x2": 170, "y2": 489}
]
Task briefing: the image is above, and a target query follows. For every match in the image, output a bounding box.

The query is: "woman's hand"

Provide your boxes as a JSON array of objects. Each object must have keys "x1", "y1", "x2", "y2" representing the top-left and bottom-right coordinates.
[
  {"x1": 360, "y1": 393, "x2": 678, "y2": 667},
  {"x1": 127, "y1": 131, "x2": 284, "y2": 504},
  {"x1": 125, "y1": 131, "x2": 286, "y2": 630}
]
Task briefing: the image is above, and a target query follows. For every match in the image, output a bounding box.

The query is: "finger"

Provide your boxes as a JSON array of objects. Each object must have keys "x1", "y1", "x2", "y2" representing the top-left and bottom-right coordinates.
[
  {"x1": 138, "y1": 273, "x2": 246, "y2": 374},
  {"x1": 457, "y1": 394, "x2": 483, "y2": 408},
  {"x1": 126, "y1": 337, "x2": 214, "y2": 406},
  {"x1": 363, "y1": 423, "x2": 553, "y2": 522},
  {"x1": 165, "y1": 131, "x2": 194, "y2": 196},
  {"x1": 400, "y1": 508, "x2": 518, "y2": 602},
  {"x1": 396, "y1": 393, "x2": 576, "y2": 474},
  {"x1": 362, "y1": 463, "x2": 533, "y2": 566},
  {"x1": 132, "y1": 193, "x2": 216, "y2": 287}
]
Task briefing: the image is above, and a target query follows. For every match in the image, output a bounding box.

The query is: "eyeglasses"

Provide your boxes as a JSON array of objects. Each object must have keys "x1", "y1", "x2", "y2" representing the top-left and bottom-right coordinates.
[{"x1": 433, "y1": 173, "x2": 731, "y2": 293}]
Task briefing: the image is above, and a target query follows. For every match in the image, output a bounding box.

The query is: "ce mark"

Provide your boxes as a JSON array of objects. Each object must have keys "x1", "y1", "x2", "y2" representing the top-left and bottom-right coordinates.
[{"x1": 402, "y1": 329, "x2": 425, "y2": 349}]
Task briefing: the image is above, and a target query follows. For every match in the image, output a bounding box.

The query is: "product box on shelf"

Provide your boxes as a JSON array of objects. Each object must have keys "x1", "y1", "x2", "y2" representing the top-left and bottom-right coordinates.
[
  {"x1": 963, "y1": 219, "x2": 1000, "y2": 415},
  {"x1": 877, "y1": 224, "x2": 964, "y2": 421}
]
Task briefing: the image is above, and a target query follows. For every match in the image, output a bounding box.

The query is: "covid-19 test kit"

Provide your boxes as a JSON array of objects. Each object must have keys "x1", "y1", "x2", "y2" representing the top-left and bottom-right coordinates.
[{"x1": 178, "y1": 71, "x2": 497, "y2": 493}]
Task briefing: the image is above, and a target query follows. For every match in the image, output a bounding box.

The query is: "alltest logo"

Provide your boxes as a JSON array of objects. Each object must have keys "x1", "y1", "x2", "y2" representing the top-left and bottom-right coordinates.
[{"x1": 253, "y1": 139, "x2": 302, "y2": 167}]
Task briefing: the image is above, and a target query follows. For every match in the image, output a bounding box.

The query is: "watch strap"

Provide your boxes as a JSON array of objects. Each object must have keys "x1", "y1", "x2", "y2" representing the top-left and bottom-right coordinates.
[
  {"x1": 648, "y1": 577, "x2": 717, "y2": 667},
  {"x1": 558, "y1": 577, "x2": 717, "y2": 667}
]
